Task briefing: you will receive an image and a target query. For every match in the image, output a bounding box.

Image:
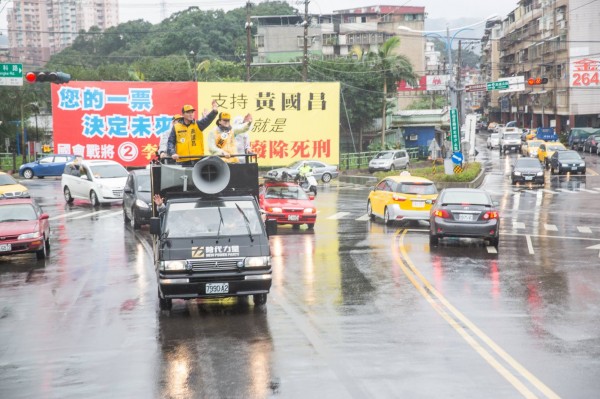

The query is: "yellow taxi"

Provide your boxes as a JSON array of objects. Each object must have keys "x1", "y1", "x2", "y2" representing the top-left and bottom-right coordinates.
[
  {"x1": 0, "y1": 172, "x2": 30, "y2": 199},
  {"x1": 367, "y1": 172, "x2": 438, "y2": 225},
  {"x1": 537, "y1": 141, "x2": 566, "y2": 167},
  {"x1": 521, "y1": 139, "x2": 544, "y2": 158}
]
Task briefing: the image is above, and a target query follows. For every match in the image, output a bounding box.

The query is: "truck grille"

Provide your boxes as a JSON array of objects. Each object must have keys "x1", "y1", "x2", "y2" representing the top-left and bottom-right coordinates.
[{"x1": 189, "y1": 258, "x2": 242, "y2": 271}]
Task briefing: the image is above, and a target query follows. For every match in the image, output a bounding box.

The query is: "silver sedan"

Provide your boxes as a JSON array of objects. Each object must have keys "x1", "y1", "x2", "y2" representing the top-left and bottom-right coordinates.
[{"x1": 265, "y1": 160, "x2": 339, "y2": 183}]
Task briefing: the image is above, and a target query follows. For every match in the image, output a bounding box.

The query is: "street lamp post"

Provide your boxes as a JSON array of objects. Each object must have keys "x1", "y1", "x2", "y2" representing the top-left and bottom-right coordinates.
[{"x1": 189, "y1": 50, "x2": 197, "y2": 82}]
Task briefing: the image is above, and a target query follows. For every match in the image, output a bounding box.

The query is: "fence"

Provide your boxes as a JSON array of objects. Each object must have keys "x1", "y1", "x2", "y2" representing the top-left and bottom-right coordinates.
[{"x1": 339, "y1": 147, "x2": 427, "y2": 170}]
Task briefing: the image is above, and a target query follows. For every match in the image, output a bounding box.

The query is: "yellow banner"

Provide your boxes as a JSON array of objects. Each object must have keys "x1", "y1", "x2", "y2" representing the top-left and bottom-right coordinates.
[{"x1": 198, "y1": 82, "x2": 340, "y2": 168}]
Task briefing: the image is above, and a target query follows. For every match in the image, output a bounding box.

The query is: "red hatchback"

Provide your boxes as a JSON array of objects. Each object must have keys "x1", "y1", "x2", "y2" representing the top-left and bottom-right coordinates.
[
  {"x1": 259, "y1": 181, "x2": 317, "y2": 230},
  {"x1": 0, "y1": 199, "x2": 51, "y2": 260}
]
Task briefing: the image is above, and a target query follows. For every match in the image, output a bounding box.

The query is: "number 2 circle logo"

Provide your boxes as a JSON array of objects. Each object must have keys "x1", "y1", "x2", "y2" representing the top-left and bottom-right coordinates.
[{"x1": 118, "y1": 142, "x2": 138, "y2": 162}]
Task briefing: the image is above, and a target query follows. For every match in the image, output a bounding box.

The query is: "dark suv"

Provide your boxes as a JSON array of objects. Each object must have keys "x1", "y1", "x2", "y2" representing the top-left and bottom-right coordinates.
[{"x1": 122, "y1": 169, "x2": 152, "y2": 229}]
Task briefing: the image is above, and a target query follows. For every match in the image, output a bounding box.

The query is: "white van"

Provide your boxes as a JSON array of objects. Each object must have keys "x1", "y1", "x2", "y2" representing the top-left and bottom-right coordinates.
[
  {"x1": 61, "y1": 159, "x2": 129, "y2": 207},
  {"x1": 499, "y1": 127, "x2": 522, "y2": 153}
]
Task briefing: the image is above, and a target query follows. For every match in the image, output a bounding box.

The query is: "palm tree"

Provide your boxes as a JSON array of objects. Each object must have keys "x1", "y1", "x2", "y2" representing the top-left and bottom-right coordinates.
[{"x1": 370, "y1": 37, "x2": 418, "y2": 148}]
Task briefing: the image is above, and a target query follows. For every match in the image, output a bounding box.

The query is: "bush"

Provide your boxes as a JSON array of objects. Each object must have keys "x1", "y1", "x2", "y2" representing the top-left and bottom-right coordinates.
[{"x1": 374, "y1": 162, "x2": 481, "y2": 183}]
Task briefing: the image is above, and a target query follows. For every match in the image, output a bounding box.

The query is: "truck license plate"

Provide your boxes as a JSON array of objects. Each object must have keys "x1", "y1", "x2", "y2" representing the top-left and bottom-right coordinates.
[
  {"x1": 0, "y1": 244, "x2": 11, "y2": 252},
  {"x1": 206, "y1": 283, "x2": 229, "y2": 294}
]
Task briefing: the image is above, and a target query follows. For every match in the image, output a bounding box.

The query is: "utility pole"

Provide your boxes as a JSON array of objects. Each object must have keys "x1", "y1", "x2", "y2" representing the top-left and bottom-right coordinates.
[
  {"x1": 302, "y1": 0, "x2": 309, "y2": 81},
  {"x1": 456, "y1": 40, "x2": 462, "y2": 124},
  {"x1": 245, "y1": 1, "x2": 252, "y2": 82}
]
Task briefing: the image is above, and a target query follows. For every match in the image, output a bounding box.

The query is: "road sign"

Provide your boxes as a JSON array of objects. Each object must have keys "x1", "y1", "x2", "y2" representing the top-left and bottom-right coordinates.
[
  {"x1": 453, "y1": 165, "x2": 463, "y2": 174},
  {"x1": 465, "y1": 83, "x2": 487, "y2": 92},
  {"x1": 486, "y1": 80, "x2": 509, "y2": 91},
  {"x1": 449, "y1": 108, "x2": 461, "y2": 152},
  {"x1": 0, "y1": 63, "x2": 23, "y2": 86},
  {"x1": 451, "y1": 151, "x2": 463, "y2": 165}
]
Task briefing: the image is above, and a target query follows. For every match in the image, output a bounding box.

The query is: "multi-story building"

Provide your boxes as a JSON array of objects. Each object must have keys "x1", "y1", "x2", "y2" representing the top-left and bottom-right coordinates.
[
  {"x1": 480, "y1": 0, "x2": 600, "y2": 133},
  {"x1": 7, "y1": 0, "x2": 119, "y2": 67}
]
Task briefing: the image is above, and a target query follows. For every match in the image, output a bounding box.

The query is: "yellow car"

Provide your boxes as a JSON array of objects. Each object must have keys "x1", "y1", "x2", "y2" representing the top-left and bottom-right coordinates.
[
  {"x1": 0, "y1": 172, "x2": 30, "y2": 199},
  {"x1": 521, "y1": 139, "x2": 544, "y2": 158},
  {"x1": 538, "y1": 142, "x2": 566, "y2": 167},
  {"x1": 367, "y1": 172, "x2": 438, "y2": 225}
]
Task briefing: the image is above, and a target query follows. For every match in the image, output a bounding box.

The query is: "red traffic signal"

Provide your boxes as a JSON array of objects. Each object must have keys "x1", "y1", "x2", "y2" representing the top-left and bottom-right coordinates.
[
  {"x1": 24, "y1": 71, "x2": 71, "y2": 84},
  {"x1": 527, "y1": 77, "x2": 548, "y2": 85}
]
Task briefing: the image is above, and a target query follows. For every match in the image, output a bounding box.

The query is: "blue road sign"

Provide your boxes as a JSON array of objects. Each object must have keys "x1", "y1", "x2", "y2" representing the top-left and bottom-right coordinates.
[{"x1": 451, "y1": 151, "x2": 464, "y2": 165}]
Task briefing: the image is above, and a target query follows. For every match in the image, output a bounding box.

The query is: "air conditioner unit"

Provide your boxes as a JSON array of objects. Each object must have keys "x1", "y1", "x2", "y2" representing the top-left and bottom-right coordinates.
[{"x1": 558, "y1": 20, "x2": 566, "y2": 29}]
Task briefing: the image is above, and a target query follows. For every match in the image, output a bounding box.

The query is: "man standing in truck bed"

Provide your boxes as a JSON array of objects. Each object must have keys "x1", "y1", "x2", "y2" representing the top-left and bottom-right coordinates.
[{"x1": 167, "y1": 100, "x2": 219, "y2": 163}]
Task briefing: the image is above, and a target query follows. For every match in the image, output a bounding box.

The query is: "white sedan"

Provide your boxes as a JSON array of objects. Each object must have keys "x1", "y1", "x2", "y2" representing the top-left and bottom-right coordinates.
[
  {"x1": 61, "y1": 159, "x2": 129, "y2": 207},
  {"x1": 487, "y1": 133, "x2": 500, "y2": 149}
]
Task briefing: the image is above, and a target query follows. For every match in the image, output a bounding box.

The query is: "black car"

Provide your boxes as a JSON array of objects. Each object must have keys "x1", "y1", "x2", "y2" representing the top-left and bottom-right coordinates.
[
  {"x1": 123, "y1": 169, "x2": 152, "y2": 229},
  {"x1": 582, "y1": 134, "x2": 600, "y2": 155},
  {"x1": 511, "y1": 157, "x2": 545, "y2": 185},
  {"x1": 549, "y1": 150, "x2": 586, "y2": 175},
  {"x1": 429, "y1": 188, "x2": 500, "y2": 249}
]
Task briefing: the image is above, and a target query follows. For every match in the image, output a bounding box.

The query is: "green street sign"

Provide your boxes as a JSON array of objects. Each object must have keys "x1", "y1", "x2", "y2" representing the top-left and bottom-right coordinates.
[
  {"x1": 486, "y1": 80, "x2": 509, "y2": 91},
  {"x1": 0, "y1": 63, "x2": 23, "y2": 86},
  {"x1": 450, "y1": 108, "x2": 461, "y2": 152}
]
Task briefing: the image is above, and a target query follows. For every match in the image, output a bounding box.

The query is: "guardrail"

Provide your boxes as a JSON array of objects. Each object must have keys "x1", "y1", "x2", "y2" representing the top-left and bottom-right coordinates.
[{"x1": 339, "y1": 147, "x2": 427, "y2": 170}]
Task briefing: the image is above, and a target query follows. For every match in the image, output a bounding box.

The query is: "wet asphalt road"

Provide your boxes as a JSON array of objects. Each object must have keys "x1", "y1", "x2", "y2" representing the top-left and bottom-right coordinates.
[{"x1": 1, "y1": 139, "x2": 600, "y2": 398}]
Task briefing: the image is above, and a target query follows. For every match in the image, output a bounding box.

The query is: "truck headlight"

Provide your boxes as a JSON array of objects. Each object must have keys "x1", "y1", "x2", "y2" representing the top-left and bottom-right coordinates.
[
  {"x1": 160, "y1": 260, "x2": 188, "y2": 271},
  {"x1": 244, "y1": 256, "x2": 271, "y2": 268}
]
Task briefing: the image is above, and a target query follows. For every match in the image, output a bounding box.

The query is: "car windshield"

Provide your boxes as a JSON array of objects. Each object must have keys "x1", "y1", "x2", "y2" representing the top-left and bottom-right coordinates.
[
  {"x1": 375, "y1": 152, "x2": 394, "y2": 159},
  {"x1": 548, "y1": 144, "x2": 564, "y2": 151},
  {"x1": 90, "y1": 164, "x2": 128, "y2": 178},
  {"x1": 527, "y1": 141, "x2": 541, "y2": 148},
  {"x1": 265, "y1": 185, "x2": 310, "y2": 200},
  {"x1": 0, "y1": 204, "x2": 37, "y2": 222},
  {"x1": 0, "y1": 174, "x2": 18, "y2": 186},
  {"x1": 136, "y1": 174, "x2": 151, "y2": 192},
  {"x1": 559, "y1": 152, "x2": 581, "y2": 160},
  {"x1": 397, "y1": 183, "x2": 437, "y2": 195},
  {"x1": 504, "y1": 133, "x2": 521, "y2": 140},
  {"x1": 516, "y1": 159, "x2": 541, "y2": 167},
  {"x1": 165, "y1": 200, "x2": 263, "y2": 238},
  {"x1": 441, "y1": 191, "x2": 491, "y2": 206}
]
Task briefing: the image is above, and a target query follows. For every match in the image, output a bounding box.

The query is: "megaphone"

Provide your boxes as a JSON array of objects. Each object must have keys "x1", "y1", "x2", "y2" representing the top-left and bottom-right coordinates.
[{"x1": 192, "y1": 156, "x2": 230, "y2": 194}]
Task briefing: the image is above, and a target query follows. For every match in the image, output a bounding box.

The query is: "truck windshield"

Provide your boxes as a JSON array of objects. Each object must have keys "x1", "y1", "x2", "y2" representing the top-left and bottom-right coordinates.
[
  {"x1": 504, "y1": 134, "x2": 521, "y2": 140},
  {"x1": 165, "y1": 200, "x2": 263, "y2": 238}
]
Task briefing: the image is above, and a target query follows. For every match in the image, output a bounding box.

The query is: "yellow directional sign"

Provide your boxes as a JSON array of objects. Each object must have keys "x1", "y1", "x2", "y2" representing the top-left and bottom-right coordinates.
[{"x1": 453, "y1": 165, "x2": 463, "y2": 174}]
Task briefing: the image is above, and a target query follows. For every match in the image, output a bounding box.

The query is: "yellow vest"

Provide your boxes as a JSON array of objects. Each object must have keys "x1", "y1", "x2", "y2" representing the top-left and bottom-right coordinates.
[
  {"x1": 173, "y1": 120, "x2": 204, "y2": 161},
  {"x1": 211, "y1": 129, "x2": 239, "y2": 163}
]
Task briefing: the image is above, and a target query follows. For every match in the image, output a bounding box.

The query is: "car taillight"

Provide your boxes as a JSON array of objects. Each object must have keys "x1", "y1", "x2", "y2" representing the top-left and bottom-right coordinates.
[
  {"x1": 483, "y1": 211, "x2": 499, "y2": 220},
  {"x1": 392, "y1": 194, "x2": 406, "y2": 201},
  {"x1": 433, "y1": 210, "x2": 450, "y2": 218}
]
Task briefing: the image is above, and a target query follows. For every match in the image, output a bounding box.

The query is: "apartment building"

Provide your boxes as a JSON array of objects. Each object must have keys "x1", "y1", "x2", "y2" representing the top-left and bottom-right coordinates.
[
  {"x1": 480, "y1": 0, "x2": 600, "y2": 132},
  {"x1": 7, "y1": 0, "x2": 119, "y2": 67}
]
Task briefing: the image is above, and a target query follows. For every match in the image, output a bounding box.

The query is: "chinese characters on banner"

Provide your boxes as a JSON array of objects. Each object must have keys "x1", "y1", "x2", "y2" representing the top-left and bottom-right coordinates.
[
  {"x1": 52, "y1": 81, "x2": 340, "y2": 168},
  {"x1": 570, "y1": 57, "x2": 600, "y2": 87}
]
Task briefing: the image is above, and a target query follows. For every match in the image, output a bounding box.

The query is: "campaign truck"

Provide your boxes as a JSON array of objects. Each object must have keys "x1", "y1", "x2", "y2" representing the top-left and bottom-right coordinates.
[{"x1": 149, "y1": 155, "x2": 274, "y2": 310}]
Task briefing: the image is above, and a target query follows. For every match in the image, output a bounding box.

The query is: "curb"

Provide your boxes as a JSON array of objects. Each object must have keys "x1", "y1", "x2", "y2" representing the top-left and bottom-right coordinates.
[{"x1": 338, "y1": 169, "x2": 485, "y2": 189}]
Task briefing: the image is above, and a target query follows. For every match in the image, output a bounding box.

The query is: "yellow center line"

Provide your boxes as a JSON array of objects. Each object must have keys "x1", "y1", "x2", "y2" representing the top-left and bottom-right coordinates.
[{"x1": 392, "y1": 229, "x2": 561, "y2": 399}]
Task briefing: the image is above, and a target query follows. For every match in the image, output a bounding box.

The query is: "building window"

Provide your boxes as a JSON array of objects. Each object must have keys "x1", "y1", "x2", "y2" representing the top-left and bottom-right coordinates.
[{"x1": 255, "y1": 35, "x2": 264, "y2": 48}]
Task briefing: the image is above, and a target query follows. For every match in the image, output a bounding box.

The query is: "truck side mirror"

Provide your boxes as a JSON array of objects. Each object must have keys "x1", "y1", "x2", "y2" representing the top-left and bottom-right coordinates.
[{"x1": 150, "y1": 217, "x2": 161, "y2": 235}]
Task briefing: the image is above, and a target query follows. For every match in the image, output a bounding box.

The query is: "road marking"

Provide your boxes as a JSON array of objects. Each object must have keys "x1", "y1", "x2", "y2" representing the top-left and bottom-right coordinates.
[
  {"x1": 577, "y1": 188, "x2": 599, "y2": 194},
  {"x1": 541, "y1": 188, "x2": 559, "y2": 194},
  {"x1": 98, "y1": 210, "x2": 123, "y2": 219},
  {"x1": 577, "y1": 226, "x2": 592, "y2": 234},
  {"x1": 71, "y1": 210, "x2": 112, "y2": 220},
  {"x1": 486, "y1": 245, "x2": 498, "y2": 254},
  {"x1": 526, "y1": 234, "x2": 534, "y2": 254},
  {"x1": 327, "y1": 212, "x2": 350, "y2": 219},
  {"x1": 544, "y1": 224, "x2": 558, "y2": 231},
  {"x1": 556, "y1": 188, "x2": 577, "y2": 194},
  {"x1": 513, "y1": 221, "x2": 526, "y2": 229},
  {"x1": 48, "y1": 211, "x2": 83, "y2": 221},
  {"x1": 394, "y1": 231, "x2": 560, "y2": 399},
  {"x1": 355, "y1": 214, "x2": 370, "y2": 221}
]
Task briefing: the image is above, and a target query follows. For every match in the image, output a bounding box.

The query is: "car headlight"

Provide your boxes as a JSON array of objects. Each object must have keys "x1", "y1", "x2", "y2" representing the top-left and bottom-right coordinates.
[
  {"x1": 514, "y1": 171, "x2": 522, "y2": 176},
  {"x1": 18, "y1": 231, "x2": 41, "y2": 240},
  {"x1": 303, "y1": 208, "x2": 315, "y2": 214},
  {"x1": 536, "y1": 171, "x2": 544, "y2": 176},
  {"x1": 268, "y1": 207, "x2": 282, "y2": 213},
  {"x1": 135, "y1": 199, "x2": 150, "y2": 209},
  {"x1": 160, "y1": 260, "x2": 188, "y2": 271},
  {"x1": 244, "y1": 256, "x2": 271, "y2": 268}
]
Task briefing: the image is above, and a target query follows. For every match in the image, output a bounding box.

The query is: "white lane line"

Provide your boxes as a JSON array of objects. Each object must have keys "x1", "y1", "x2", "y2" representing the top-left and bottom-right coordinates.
[
  {"x1": 577, "y1": 188, "x2": 600, "y2": 194},
  {"x1": 544, "y1": 224, "x2": 558, "y2": 231},
  {"x1": 486, "y1": 246, "x2": 498, "y2": 254},
  {"x1": 513, "y1": 221, "x2": 526, "y2": 229},
  {"x1": 71, "y1": 210, "x2": 112, "y2": 220},
  {"x1": 541, "y1": 188, "x2": 559, "y2": 194},
  {"x1": 98, "y1": 210, "x2": 123, "y2": 219},
  {"x1": 526, "y1": 235, "x2": 534, "y2": 255},
  {"x1": 577, "y1": 226, "x2": 593, "y2": 234},
  {"x1": 327, "y1": 212, "x2": 350, "y2": 220},
  {"x1": 48, "y1": 211, "x2": 84, "y2": 221},
  {"x1": 556, "y1": 188, "x2": 577, "y2": 194},
  {"x1": 356, "y1": 214, "x2": 371, "y2": 221}
]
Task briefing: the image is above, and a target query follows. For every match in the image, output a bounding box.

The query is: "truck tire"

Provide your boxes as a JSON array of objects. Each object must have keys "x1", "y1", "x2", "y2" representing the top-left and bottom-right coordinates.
[
  {"x1": 158, "y1": 289, "x2": 172, "y2": 311},
  {"x1": 254, "y1": 293, "x2": 267, "y2": 306}
]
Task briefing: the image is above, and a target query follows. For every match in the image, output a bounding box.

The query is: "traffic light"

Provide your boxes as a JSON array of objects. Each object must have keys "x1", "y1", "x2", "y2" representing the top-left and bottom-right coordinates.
[
  {"x1": 527, "y1": 77, "x2": 548, "y2": 85},
  {"x1": 25, "y1": 71, "x2": 71, "y2": 84}
]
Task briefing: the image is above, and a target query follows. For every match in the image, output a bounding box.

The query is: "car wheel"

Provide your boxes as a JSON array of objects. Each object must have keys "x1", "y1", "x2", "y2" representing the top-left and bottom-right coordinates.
[
  {"x1": 36, "y1": 236, "x2": 47, "y2": 260},
  {"x1": 490, "y1": 236, "x2": 499, "y2": 248},
  {"x1": 158, "y1": 289, "x2": 172, "y2": 311},
  {"x1": 384, "y1": 207, "x2": 393, "y2": 226},
  {"x1": 22, "y1": 168, "x2": 34, "y2": 179},
  {"x1": 63, "y1": 186, "x2": 74, "y2": 204},
  {"x1": 132, "y1": 208, "x2": 141, "y2": 229},
  {"x1": 321, "y1": 173, "x2": 332, "y2": 183},
  {"x1": 253, "y1": 293, "x2": 267, "y2": 306},
  {"x1": 550, "y1": 165, "x2": 555, "y2": 175},
  {"x1": 389, "y1": 164, "x2": 395, "y2": 172},
  {"x1": 45, "y1": 237, "x2": 50, "y2": 252},
  {"x1": 90, "y1": 191, "x2": 100, "y2": 208},
  {"x1": 429, "y1": 234, "x2": 439, "y2": 246},
  {"x1": 123, "y1": 206, "x2": 131, "y2": 224},
  {"x1": 367, "y1": 201, "x2": 375, "y2": 221},
  {"x1": 307, "y1": 223, "x2": 314, "y2": 229}
]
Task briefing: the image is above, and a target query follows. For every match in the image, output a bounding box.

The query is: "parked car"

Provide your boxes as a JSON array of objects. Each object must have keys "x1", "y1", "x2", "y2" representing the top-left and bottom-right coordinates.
[
  {"x1": 487, "y1": 122, "x2": 498, "y2": 132},
  {"x1": 265, "y1": 160, "x2": 339, "y2": 183},
  {"x1": 567, "y1": 127, "x2": 598, "y2": 151},
  {"x1": 429, "y1": 188, "x2": 500, "y2": 248},
  {"x1": 487, "y1": 133, "x2": 500, "y2": 149},
  {"x1": 549, "y1": 150, "x2": 586, "y2": 175},
  {"x1": 61, "y1": 159, "x2": 129, "y2": 207},
  {"x1": 19, "y1": 154, "x2": 78, "y2": 179},
  {"x1": 367, "y1": 172, "x2": 438, "y2": 225},
  {"x1": 582, "y1": 134, "x2": 600, "y2": 154},
  {"x1": 368, "y1": 149, "x2": 410, "y2": 173},
  {"x1": 510, "y1": 157, "x2": 545, "y2": 185},
  {"x1": 0, "y1": 172, "x2": 30, "y2": 199},
  {"x1": 259, "y1": 180, "x2": 316, "y2": 231},
  {"x1": 537, "y1": 142, "x2": 566, "y2": 167},
  {"x1": 122, "y1": 169, "x2": 152, "y2": 229},
  {"x1": 521, "y1": 139, "x2": 544, "y2": 158},
  {"x1": 0, "y1": 198, "x2": 50, "y2": 260}
]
